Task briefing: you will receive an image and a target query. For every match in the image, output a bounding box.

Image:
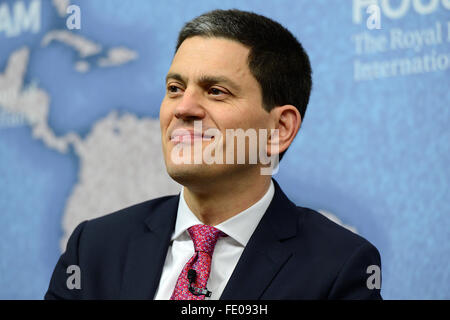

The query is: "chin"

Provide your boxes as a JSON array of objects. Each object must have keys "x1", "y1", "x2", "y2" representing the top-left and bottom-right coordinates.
[
  {"x1": 166, "y1": 161, "x2": 235, "y2": 187},
  {"x1": 166, "y1": 163, "x2": 210, "y2": 184}
]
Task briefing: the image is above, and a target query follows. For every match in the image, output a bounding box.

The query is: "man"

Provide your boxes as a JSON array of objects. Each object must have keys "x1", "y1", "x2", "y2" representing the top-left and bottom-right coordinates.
[{"x1": 45, "y1": 9, "x2": 382, "y2": 300}]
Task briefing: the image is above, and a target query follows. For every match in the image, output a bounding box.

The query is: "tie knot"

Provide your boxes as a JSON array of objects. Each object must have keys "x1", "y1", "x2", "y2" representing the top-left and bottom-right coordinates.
[{"x1": 188, "y1": 224, "x2": 226, "y2": 256}]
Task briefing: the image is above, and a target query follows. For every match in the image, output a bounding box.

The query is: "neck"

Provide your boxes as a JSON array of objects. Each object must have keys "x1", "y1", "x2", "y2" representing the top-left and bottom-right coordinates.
[{"x1": 183, "y1": 172, "x2": 272, "y2": 226}]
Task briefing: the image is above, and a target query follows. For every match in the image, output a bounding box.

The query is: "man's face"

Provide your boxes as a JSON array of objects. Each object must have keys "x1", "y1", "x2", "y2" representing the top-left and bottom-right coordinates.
[{"x1": 160, "y1": 36, "x2": 273, "y2": 185}]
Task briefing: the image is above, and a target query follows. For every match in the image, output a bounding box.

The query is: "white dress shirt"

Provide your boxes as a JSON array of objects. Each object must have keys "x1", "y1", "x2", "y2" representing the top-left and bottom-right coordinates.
[{"x1": 154, "y1": 179, "x2": 275, "y2": 300}]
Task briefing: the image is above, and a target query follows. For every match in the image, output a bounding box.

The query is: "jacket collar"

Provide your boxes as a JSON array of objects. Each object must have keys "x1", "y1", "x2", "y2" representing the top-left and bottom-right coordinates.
[
  {"x1": 120, "y1": 194, "x2": 179, "y2": 299},
  {"x1": 120, "y1": 178, "x2": 300, "y2": 299},
  {"x1": 220, "y1": 178, "x2": 300, "y2": 299}
]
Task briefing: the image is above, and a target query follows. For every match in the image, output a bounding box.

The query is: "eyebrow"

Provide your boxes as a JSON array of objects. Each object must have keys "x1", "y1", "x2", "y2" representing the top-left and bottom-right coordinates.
[{"x1": 165, "y1": 72, "x2": 242, "y2": 93}]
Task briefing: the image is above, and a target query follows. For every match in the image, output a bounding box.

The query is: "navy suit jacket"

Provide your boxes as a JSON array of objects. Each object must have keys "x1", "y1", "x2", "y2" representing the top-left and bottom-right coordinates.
[{"x1": 45, "y1": 179, "x2": 382, "y2": 299}]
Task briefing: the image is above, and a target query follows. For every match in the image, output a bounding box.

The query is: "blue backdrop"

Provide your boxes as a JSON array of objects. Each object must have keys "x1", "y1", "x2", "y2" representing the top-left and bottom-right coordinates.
[{"x1": 0, "y1": 0, "x2": 449, "y2": 299}]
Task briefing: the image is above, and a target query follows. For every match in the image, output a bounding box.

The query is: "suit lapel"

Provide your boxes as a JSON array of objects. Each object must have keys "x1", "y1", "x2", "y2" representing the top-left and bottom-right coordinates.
[
  {"x1": 119, "y1": 195, "x2": 179, "y2": 299},
  {"x1": 220, "y1": 179, "x2": 299, "y2": 300},
  {"x1": 118, "y1": 179, "x2": 299, "y2": 299}
]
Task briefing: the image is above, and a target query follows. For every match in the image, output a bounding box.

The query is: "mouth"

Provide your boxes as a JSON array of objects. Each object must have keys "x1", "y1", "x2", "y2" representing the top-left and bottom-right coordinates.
[{"x1": 170, "y1": 131, "x2": 215, "y2": 144}]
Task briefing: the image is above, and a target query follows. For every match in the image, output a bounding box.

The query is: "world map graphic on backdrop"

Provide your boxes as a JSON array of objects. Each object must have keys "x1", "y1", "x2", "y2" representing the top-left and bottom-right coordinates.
[
  {"x1": 0, "y1": 0, "x2": 183, "y2": 252},
  {"x1": 0, "y1": 0, "x2": 356, "y2": 252},
  {"x1": 1, "y1": 0, "x2": 449, "y2": 300}
]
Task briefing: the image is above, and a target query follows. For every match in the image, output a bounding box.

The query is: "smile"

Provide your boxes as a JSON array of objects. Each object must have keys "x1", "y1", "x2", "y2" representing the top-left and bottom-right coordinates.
[{"x1": 170, "y1": 131, "x2": 215, "y2": 144}]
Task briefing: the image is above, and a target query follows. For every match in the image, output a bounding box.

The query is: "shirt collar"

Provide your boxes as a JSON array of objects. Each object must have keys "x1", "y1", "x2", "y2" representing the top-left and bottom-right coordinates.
[{"x1": 172, "y1": 179, "x2": 275, "y2": 247}]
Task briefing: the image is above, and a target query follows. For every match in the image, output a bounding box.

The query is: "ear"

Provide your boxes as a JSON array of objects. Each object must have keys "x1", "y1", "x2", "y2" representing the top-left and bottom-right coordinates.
[{"x1": 267, "y1": 105, "x2": 302, "y2": 156}]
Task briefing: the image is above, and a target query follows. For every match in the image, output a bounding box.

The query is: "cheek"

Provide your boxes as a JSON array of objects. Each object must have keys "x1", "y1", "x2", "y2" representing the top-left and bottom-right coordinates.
[
  {"x1": 216, "y1": 110, "x2": 263, "y2": 132},
  {"x1": 159, "y1": 100, "x2": 172, "y2": 129},
  {"x1": 238, "y1": 109, "x2": 268, "y2": 130}
]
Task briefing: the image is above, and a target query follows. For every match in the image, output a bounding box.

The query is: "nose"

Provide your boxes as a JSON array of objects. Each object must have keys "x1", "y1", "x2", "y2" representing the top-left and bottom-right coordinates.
[{"x1": 173, "y1": 89, "x2": 206, "y2": 121}]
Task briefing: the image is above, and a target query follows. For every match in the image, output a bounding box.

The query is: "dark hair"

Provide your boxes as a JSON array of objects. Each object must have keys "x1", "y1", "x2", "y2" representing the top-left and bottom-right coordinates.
[{"x1": 175, "y1": 9, "x2": 312, "y2": 161}]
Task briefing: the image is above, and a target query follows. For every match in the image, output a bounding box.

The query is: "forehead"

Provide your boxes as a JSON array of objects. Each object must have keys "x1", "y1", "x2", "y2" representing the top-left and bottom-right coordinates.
[{"x1": 168, "y1": 36, "x2": 254, "y2": 85}]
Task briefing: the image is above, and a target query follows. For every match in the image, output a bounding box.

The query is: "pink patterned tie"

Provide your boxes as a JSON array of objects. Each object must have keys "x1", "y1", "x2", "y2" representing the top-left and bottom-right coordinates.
[{"x1": 170, "y1": 224, "x2": 227, "y2": 300}]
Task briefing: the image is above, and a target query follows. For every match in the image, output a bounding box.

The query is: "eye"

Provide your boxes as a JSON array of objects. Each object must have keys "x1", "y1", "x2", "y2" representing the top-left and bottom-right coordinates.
[
  {"x1": 167, "y1": 84, "x2": 183, "y2": 95},
  {"x1": 167, "y1": 85, "x2": 179, "y2": 92},
  {"x1": 208, "y1": 87, "x2": 227, "y2": 96}
]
